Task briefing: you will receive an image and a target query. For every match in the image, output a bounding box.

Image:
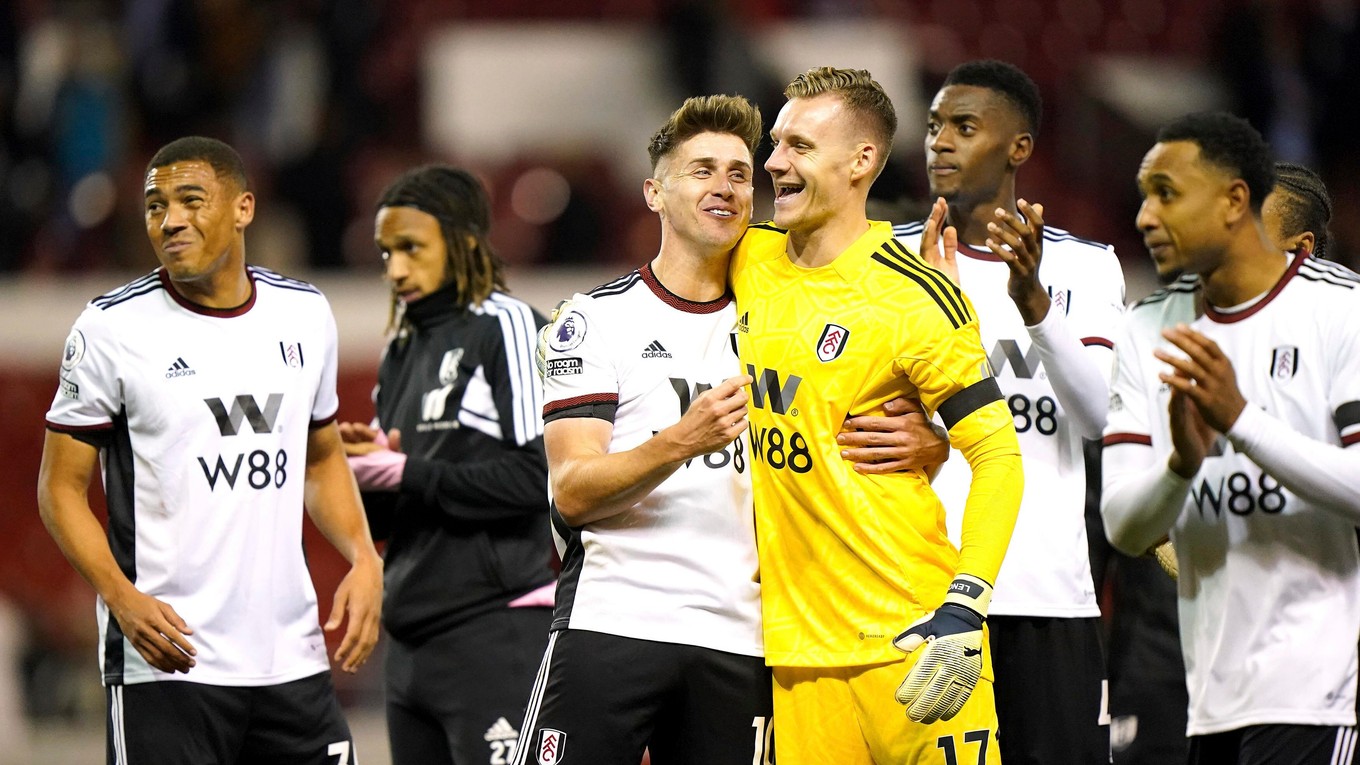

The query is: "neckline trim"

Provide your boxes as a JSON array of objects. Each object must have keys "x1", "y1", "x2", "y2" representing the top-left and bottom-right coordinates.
[
  {"x1": 1204, "y1": 253, "x2": 1301, "y2": 324},
  {"x1": 159, "y1": 269, "x2": 256, "y2": 317},
  {"x1": 640, "y1": 262, "x2": 732, "y2": 314}
]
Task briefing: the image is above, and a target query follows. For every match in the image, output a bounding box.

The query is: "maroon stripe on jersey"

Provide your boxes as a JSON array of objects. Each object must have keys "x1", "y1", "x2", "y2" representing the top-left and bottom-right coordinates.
[
  {"x1": 639, "y1": 263, "x2": 732, "y2": 314},
  {"x1": 544, "y1": 393, "x2": 619, "y2": 417},
  {"x1": 310, "y1": 413, "x2": 337, "y2": 429},
  {"x1": 1082, "y1": 337, "x2": 1114, "y2": 349},
  {"x1": 45, "y1": 420, "x2": 113, "y2": 433},
  {"x1": 1342, "y1": 432, "x2": 1360, "y2": 447},
  {"x1": 1205, "y1": 252, "x2": 1305, "y2": 324},
  {"x1": 1103, "y1": 433, "x2": 1151, "y2": 447},
  {"x1": 158, "y1": 269, "x2": 258, "y2": 317}
]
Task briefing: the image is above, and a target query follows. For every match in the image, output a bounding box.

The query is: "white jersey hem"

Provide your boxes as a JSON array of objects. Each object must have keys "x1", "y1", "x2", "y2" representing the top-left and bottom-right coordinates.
[
  {"x1": 1188, "y1": 710, "x2": 1360, "y2": 737},
  {"x1": 110, "y1": 660, "x2": 332, "y2": 687}
]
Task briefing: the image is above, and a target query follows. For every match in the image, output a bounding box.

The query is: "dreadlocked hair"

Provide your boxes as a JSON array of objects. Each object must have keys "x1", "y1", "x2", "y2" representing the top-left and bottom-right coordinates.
[
  {"x1": 376, "y1": 165, "x2": 507, "y2": 332},
  {"x1": 1273, "y1": 162, "x2": 1333, "y2": 259}
]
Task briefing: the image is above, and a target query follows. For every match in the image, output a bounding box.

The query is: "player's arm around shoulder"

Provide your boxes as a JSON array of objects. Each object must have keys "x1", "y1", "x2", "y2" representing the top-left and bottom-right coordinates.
[{"x1": 303, "y1": 423, "x2": 383, "y2": 673}]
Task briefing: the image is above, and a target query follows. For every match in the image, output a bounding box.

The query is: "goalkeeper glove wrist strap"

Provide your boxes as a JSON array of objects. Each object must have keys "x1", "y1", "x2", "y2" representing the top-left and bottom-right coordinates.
[{"x1": 942, "y1": 573, "x2": 993, "y2": 620}]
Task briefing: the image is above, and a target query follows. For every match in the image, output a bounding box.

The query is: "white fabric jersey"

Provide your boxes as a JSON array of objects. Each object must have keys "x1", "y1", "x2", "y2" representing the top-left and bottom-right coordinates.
[
  {"x1": 895, "y1": 223, "x2": 1125, "y2": 616},
  {"x1": 1103, "y1": 256, "x2": 1360, "y2": 734},
  {"x1": 541, "y1": 264, "x2": 762, "y2": 657},
  {"x1": 46, "y1": 267, "x2": 338, "y2": 687}
]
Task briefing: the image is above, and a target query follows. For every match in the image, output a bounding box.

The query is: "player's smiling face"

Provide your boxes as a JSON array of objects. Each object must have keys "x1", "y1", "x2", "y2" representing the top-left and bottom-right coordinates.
[
  {"x1": 925, "y1": 85, "x2": 1024, "y2": 204},
  {"x1": 1136, "y1": 140, "x2": 1235, "y2": 279},
  {"x1": 765, "y1": 93, "x2": 862, "y2": 233},
  {"x1": 646, "y1": 131, "x2": 753, "y2": 253},
  {"x1": 375, "y1": 205, "x2": 450, "y2": 304},
  {"x1": 144, "y1": 160, "x2": 253, "y2": 284}
]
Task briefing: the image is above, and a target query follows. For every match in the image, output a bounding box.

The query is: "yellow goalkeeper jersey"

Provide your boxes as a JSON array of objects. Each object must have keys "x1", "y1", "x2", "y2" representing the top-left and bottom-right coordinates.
[{"x1": 731, "y1": 221, "x2": 1022, "y2": 667}]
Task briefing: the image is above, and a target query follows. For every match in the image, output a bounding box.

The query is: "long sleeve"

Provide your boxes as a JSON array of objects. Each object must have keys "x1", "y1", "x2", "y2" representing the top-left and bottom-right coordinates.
[
  {"x1": 400, "y1": 439, "x2": 548, "y2": 522},
  {"x1": 1026, "y1": 305, "x2": 1115, "y2": 439},
  {"x1": 1227, "y1": 405, "x2": 1360, "y2": 522},
  {"x1": 1100, "y1": 441, "x2": 1191, "y2": 556},
  {"x1": 954, "y1": 421, "x2": 1024, "y2": 583}
]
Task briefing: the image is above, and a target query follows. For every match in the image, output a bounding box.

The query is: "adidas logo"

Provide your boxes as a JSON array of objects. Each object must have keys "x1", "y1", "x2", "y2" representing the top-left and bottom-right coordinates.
[
  {"x1": 484, "y1": 716, "x2": 519, "y2": 742},
  {"x1": 165, "y1": 357, "x2": 196, "y2": 379},
  {"x1": 642, "y1": 340, "x2": 673, "y2": 359},
  {"x1": 736, "y1": 311, "x2": 749, "y2": 333}
]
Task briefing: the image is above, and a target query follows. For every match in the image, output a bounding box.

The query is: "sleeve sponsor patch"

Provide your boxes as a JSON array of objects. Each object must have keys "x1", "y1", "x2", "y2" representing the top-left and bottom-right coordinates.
[
  {"x1": 61, "y1": 330, "x2": 86, "y2": 371},
  {"x1": 548, "y1": 310, "x2": 588, "y2": 352},
  {"x1": 546, "y1": 357, "x2": 583, "y2": 377},
  {"x1": 59, "y1": 377, "x2": 79, "y2": 399}
]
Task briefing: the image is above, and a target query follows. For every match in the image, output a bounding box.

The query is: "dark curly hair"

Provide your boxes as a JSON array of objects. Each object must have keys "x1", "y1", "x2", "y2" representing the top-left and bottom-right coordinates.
[
  {"x1": 1157, "y1": 112, "x2": 1275, "y2": 214},
  {"x1": 942, "y1": 60, "x2": 1042, "y2": 137}
]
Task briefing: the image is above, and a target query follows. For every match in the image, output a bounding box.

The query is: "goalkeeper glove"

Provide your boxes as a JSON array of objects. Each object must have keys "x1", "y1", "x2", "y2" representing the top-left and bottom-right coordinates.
[
  {"x1": 535, "y1": 300, "x2": 571, "y2": 381},
  {"x1": 893, "y1": 574, "x2": 992, "y2": 723}
]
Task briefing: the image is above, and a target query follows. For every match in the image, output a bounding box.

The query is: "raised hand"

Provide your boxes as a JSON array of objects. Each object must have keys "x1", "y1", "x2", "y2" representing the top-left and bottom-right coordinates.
[
  {"x1": 986, "y1": 199, "x2": 1049, "y2": 325},
  {"x1": 920, "y1": 197, "x2": 960, "y2": 285},
  {"x1": 1154, "y1": 324, "x2": 1244, "y2": 478}
]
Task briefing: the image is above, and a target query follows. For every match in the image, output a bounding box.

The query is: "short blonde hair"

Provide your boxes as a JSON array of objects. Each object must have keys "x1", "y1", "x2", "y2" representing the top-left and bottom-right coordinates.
[
  {"x1": 785, "y1": 67, "x2": 897, "y2": 173},
  {"x1": 648, "y1": 94, "x2": 763, "y2": 173}
]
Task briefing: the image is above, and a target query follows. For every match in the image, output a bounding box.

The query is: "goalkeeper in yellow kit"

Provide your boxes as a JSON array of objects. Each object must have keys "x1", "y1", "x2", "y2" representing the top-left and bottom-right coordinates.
[{"x1": 731, "y1": 67, "x2": 1023, "y2": 763}]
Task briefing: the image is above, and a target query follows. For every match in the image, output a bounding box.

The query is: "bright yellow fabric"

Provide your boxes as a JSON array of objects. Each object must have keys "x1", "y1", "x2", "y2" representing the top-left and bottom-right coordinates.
[
  {"x1": 731, "y1": 222, "x2": 1022, "y2": 667},
  {"x1": 772, "y1": 656, "x2": 1000, "y2": 765}
]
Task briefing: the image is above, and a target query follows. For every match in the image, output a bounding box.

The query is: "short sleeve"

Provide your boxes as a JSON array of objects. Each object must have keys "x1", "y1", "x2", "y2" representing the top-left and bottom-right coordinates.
[
  {"x1": 541, "y1": 295, "x2": 620, "y2": 423},
  {"x1": 46, "y1": 306, "x2": 123, "y2": 434},
  {"x1": 897, "y1": 297, "x2": 1011, "y2": 440},
  {"x1": 311, "y1": 299, "x2": 340, "y2": 426}
]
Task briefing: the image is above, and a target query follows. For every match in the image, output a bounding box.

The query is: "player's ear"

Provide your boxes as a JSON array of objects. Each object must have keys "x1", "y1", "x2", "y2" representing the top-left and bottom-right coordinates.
[
  {"x1": 849, "y1": 142, "x2": 878, "y2": 184},
  {"x1": 1008, "y1": 133, "x2": 1033, "y2": 169},
  {"x1": 235, "y1": 191, "x2": 255, "y2": 230},
  {"x1": 1224, "y1": 179, "x2": 1251, "y2": 225},
  {"x1": 1286, "y1": 230, "x2": 1315, "y2": 256},
  {"x1": 643, "y1": 177, "x2": 664, "y2": 213}
]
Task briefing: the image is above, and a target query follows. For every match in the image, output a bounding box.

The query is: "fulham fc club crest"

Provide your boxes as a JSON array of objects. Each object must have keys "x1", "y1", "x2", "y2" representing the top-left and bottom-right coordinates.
[
  {"x1": 816, "y1": 323, "x2": 850, "y2": 362},
  {"x1": 1048, "y1": 286, "x2": 1072, "y2": 316},
  {"x1": 537, "y1": 729, "x2": 566, "y2": 765},
  {"x1": 1270, "y1": 346, "x2": 1299, "y2": 382}
]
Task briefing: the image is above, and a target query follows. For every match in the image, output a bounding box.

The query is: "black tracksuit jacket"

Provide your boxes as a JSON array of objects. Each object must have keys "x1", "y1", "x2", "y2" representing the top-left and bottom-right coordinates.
[{"x1": 363, "y1": 284, "x2": 553, "y2": 645}]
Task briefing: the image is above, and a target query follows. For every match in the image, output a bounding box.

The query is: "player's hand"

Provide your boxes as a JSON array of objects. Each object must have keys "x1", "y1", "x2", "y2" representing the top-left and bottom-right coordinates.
[
  {"x1": 838, "y1": 398, "x2": 950, "y2": 476},
  {"x1": 1155, "y1": 324, "x2": 1247, "y2": 434},
  {"x1": 662, "y1": 374, "x2": 753, "y2": 461},
  {"x1": 987, "y1": 199, "x2": 1049, "y2": 325},
  {"x1": 326, "y1": 552, "x2": 383, "y2": 674},
  {"x1": 920, "y1": 197, "x2": 960, "y2": 285},
  {"x1": 338, "y1": 421, "x2": 384, "y2": 456},
  {"x1": 893, "y1": 574, "x2": 992, "y2": 723},
  {"x1": 106, "y1": 585, "x2": 197, "y2": 674}
]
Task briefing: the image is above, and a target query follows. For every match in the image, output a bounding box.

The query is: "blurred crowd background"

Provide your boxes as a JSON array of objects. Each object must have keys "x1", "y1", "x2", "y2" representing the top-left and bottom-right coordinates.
[{"x1": 1, "y1": 0, "x2": 1358, "y2": 761}]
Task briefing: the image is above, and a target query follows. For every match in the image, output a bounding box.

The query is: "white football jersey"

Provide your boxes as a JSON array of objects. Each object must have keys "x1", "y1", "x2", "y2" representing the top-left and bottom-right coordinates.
[
  {"x1": 541, "y1": 264, "x2": 762, "y2": 657},
  {"x1": 895, "y1": 223, "x2": 1125, "y2": 616},
  {"x1": 1104, "y1": 256, "x2": 1360, "y2": 734},
  {"x1": 46, "y1": 267, "x2": 338, "y2": 687}
]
